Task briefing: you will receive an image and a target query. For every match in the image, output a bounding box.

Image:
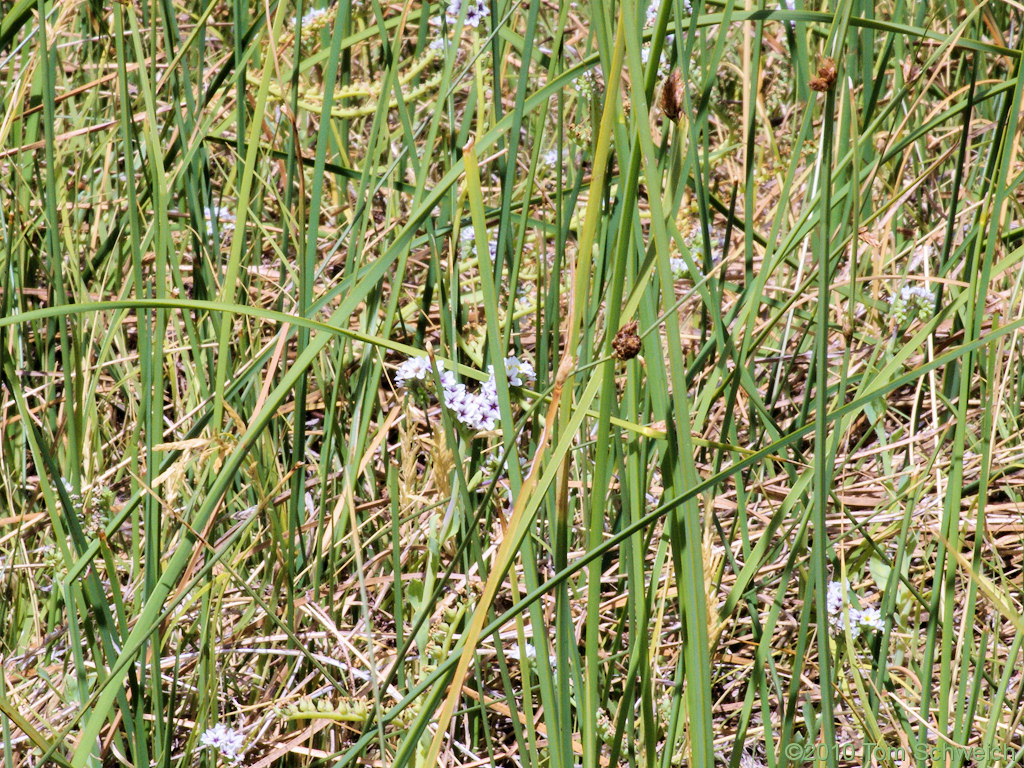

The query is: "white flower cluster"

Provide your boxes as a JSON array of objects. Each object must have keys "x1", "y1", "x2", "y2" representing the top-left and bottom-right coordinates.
[
  {"x1": 394, "y1": 355, "x2": 536, "y2": 432},
  {"x1": 504, "y1": 641, "x2": 558, "y2": 668},
  {"x1": 890, "y1": 284, "x2": 934, "y2": 326},
  {"x1": 297, "y1": 6, "x2": 330, "y2": 28},
  {"x1": 827, "y1": 580, "x2": 885, "y2": 639},
  {"x1": 460, "y1": 228, "x2": 497, "y2": 260},
  {"x1": 503, "y1": 355, "x2": 534, "y2": 386},
  {"x1": 393, "y1": 356, "x2": 434, "y2": 387},
  {"x1": 646, "y1": 0, "x2": 690, "y2": 23},
  {"x1": 668, "y1": 254, "x2": 706, "y2": 280},
  {"x1": 199, "y1": 724, "x2": 246, "y2": 764},
  {"x1": 645, "y1": 0, "x2": 660, "y2": 26},
  {"x1": 293, "y1": 5, "x2": 333, "y2": 44},
  {"x1": 640, "y1": 39, "x2": 671, "y2": 78},
  {"x1": 204, "y1": 206, "x2": 236, "y2": 236},
  {"x1": 445, "y1": 0, "x2": 489, "y2": 27}
]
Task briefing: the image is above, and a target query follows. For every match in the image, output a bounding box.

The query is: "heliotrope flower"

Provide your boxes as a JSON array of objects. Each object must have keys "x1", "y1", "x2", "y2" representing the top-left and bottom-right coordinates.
[
  {"x1": 646, "y1": 0, "x2": 690, "y2": 23},
  {"x1": 445, "y1": 0, "x2": 490, "y2": 27},
  {"x1": 203, "y1": 206, "x2": 235, "y2": 236},
  {"x1": 640, "y1": 42, "x2": 671, "y2": 77},
  {"x1": 199, "y1": 723, "x2": 246, "y2": 764},
  {"x1": 855, "y1": 606, "x2": 884, "y2": 633},
  {"x1": 393, "y1": 356, "x2": 436, "y2": 387},
  {"x1": 540, "y1": 148, "x2": 564, "y2": 168},
  {"x1": 826, "y1": 580, "x2": 885, "y2": 639},
  {"x1": 459, "y1": 228, "x2": 498, "y2": 260},
  {"x1": 503, "y1": 355, "x2": 535, "y2": 387},
  {"x1": 645, "y1": 0, "x2": 660, "y2": 26},
  {"x1": 298, "y1": 6, "x2": 330, "y2": 27},
  {"x1": 395, "y1": 354, "x2": 535, "y2": 433},
  {"x1": 826, "y1": 579, "x2": 845, "y2": 613},
  {"x1": 669, "y1": 257, "x2": 689, "y2": 277},
  {"x1": 572, "y1": 69, "x2": 601, "y2": 98},
  {"x1": 890, "y1": 284, "x2": 934, "y2": 326}
]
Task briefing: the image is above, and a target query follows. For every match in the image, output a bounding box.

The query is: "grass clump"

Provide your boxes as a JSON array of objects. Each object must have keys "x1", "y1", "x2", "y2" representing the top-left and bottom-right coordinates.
[{"x1": 2, "y1": 1, "x2": 1024, "y2": 767}]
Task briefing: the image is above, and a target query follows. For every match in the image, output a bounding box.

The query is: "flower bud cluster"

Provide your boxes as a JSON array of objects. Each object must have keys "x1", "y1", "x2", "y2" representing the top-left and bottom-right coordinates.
[
  {"x1": 280, "y1": 697, "x2": 368, "y2": 722},
  {"x1": 890, "y1": 284, "x2": 934, "y2": 326},
  {"x1": 203, "y1": 206, "x2": 235, "y2": 238},
  {"x1": 296, "y1": 6, "x2": 331, "y2": 33}
]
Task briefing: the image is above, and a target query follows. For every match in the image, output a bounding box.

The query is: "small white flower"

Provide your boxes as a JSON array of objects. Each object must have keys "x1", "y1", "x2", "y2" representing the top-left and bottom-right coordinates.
[
  {"x1": 900, "y1": 284, "x2": 933, "y2": 306},
  {"x1": 459, "y1": 229, "x2": 497, "y2": 260},
  {"x1": 199, "y1": 723, "x2": 246, "y2": 764},
  {"x1": 394, "y1": 356, "x2": 436, "y2": 387},
  {"x1": 846, "y1": 610, "x2": 864, "y2": 638},
  {"x1": 827, "y1": 581, "x2": 886, "y2": 639},
  {"x1": 401, "y1": 352, "x2": 533, "y2": 432},
  {"x1": 60, "y1": 477, "x2": 83, "y2": 510},
  {"x1": 503, "y1": 355, "x2": 535, "y2": 387},
  {"x1": 573, "y1": 69, "x2": 600, "y2": 98},
  {"x1": 204, "y1": 206, "x2": 236, "y2": 234},
  {"x1": 827, "y1": 580, "x2": 862, "y2": 637},
  {"x1": 506, "y1": 642, "x2": 537, "y2": 661},
  {"x1": 669, "y1": 257, "x2": 690, "y2": 277},
  {"x1": 856, "y1": 606, "x2": 884, "y2": 633},
  {"x1": 505, "y1": 641, "x2": 557, "y2": 667},
  {"x1": 890, "y1": 283, "x2": 934, "y2": 326},
  {"x1": 540, "y1": 148, "x2": 562, "y2": 167},
  {"x1": 300, "y1": 6, "x2": 329, "y2": 27}
]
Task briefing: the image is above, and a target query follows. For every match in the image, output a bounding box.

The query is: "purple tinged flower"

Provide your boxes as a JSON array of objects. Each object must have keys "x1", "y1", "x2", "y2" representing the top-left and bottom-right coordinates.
[
  {"x1": 446, "y1": 0, "x2": 489, "y2": 27},
  {"x1": 200, "y1": 723, "x2": 246, "y2": 763},
  {"x1": 504, "y1": 355, "x2": 535, "y2": 386},
  {"x1": 645, "y1": 0, "x2": 660, "y2": 26},
  {"x1": 396, "y1": 353, "x2": 534, "y2": 433},
  {"x1": 826, "y1": 580, "x2": 847, "y2": 617}
]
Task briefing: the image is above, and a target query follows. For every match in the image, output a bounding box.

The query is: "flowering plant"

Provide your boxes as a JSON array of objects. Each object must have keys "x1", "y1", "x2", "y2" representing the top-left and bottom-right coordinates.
[{"x1": 394, "y1": 354, "x2": 535, "y2": 433}]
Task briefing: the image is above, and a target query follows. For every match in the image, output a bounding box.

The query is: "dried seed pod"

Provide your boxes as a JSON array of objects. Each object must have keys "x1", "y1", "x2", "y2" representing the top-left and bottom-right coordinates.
[
  {"x1": 661, "y1": 70, "x2": 684, "y2": 122},
  {"x1": 612, "y1": 320, "x2": 642, "y2": 360},
  {"x1": 809, "y1": 57, "x2": 838, "y2": 92}
]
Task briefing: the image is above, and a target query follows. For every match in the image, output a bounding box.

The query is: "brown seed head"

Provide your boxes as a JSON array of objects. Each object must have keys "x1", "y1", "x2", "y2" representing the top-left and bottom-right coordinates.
[
  {"x1": 661, "y1": 70, "x2": 684, "y2": 122},
  {"x1": 809, "y1": 57, "x2": 838, "y2": 92},
  {"x1": 612, "y1": 321, "x2": 642, "y2": 361}
]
